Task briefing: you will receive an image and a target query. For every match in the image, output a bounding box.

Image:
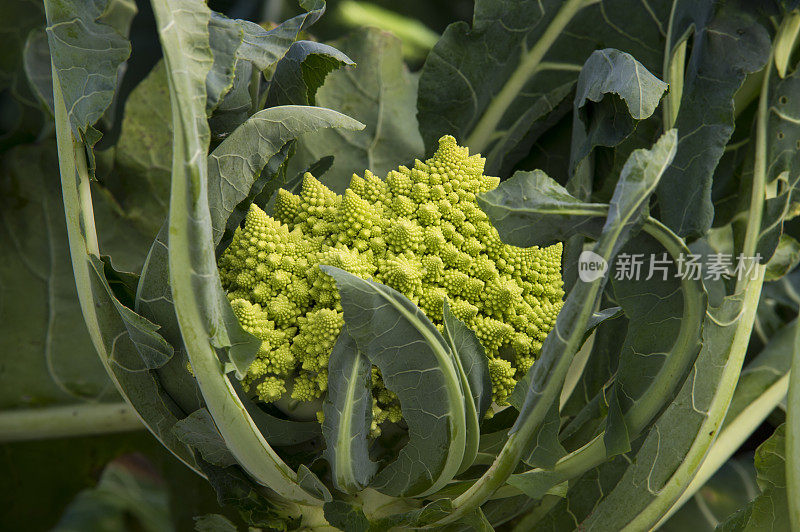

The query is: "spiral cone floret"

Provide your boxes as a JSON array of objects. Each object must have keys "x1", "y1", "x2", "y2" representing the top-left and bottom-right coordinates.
[{"x1": 218, "y1": 136, "x2": 564, "y2": 430}]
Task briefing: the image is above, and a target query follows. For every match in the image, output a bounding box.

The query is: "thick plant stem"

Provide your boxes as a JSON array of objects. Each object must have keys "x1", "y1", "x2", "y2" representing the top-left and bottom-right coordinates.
[
  {"x1": 618, "y1": 49, "x2": 776, "y2": 532},
  {"x1": 464, "y1": 0, "x2": 595, "y2": 152},
  {"x1": 658, "y1": 370, "x2": 789, "y2": 527},
  {"x1": 495, "y1": 217, "x2": 706, "y2": 504},
  {"x1": 151, "y1": 0, "x2": 321, "y2": 505},
  {"x1": 0, "y1": 403, "x2": 142, "y2": 442},
  {"x1": 51, "y1": 53, "x2": 203, "y2": 479}
]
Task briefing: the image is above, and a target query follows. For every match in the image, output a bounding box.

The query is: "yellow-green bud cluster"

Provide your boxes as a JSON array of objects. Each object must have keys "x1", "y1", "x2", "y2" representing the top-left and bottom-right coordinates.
[{"x1": 218, "y1": 135, "x2": 564, "y2": 425}]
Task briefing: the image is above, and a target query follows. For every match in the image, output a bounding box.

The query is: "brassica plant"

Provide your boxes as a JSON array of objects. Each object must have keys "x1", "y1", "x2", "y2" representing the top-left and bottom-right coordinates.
[{"x1": 3, "y1": 0, "x2": 800, "y2": 529}]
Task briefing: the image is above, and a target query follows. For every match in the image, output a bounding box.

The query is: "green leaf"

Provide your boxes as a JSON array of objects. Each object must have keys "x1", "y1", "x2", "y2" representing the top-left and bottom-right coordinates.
[
  {"x1": 568, "y1": 48, "x2": 667, "y2": 197},
  {"x1": 560, "y1": 307, "x2": 626, "y2": 420},
  {"x1": 765, "y1": 234, "x2": 800, "y2": 281},
  {"x1": 749, "y1": 68, "x2": 800, "y2": 262},
  {"x1": 417, "y1": 0, "x2": 669, "y2": 173},
  {"x1": 322, "y1": 266, "x2": 467, "y2": 498},
  {"x1": 323, "y1": 500, "x2": 370, "y2": 532},
  {"x1": 656, "y1": 2, "x2": 771, "y2": 238},
  {"x1": 476, "y1": 169, "x2": 608, "y2": 248},
  {"x1": 265, "y1": 40, "x2": 354, "y2": 106},
  {"x1": 206, "y1": 13, "x2": 244, "y2": 115},
  {"x1": 43, "y1": 0, "x2": 134, "y2": 145},
  {"x1": 603, "y1": 234, "x2": 688, "y2": 455},
  {"x1": 234, "y1": 1, "x2": 325, "y2": 72},
  {"x1": 109, "y1": 61, "x2": 173, "y2": 239},
  {"x1": 53, "y1": 455, "x2": 174, "y2": 532},
  {"x1": 207, "y1": 105, "x2": 364, "y2": 247},
  {"x1": 88, "y1": 255, "x2": 173, "y2": 371},
  {"x1": 290, "y1": 27, "x2": 425, "y2": 192},
  {"x1": 0, "y1": 143, "x2": 112, "y2": 407},
  {"x1": 152, "y1": 0, "x2": 319, "y2": 505},
  {"x1": 442, "y1": 299, "x2": 490, "y2": 473},
  {"x1": 522, "y1": 400, "x2": 566, "y2": 470},
  {"x1": 173, "y1": 409, "x2": 237, "y2": 468},
  {"x1": 322, "y1": 330, "x2": 378, "y2": 493},
  {"x1": 579, "y1": 290, "x2": 756, "y2": 529},
  {"x1": 717, "y1": 425, "x2": 791, "y2": 531}
]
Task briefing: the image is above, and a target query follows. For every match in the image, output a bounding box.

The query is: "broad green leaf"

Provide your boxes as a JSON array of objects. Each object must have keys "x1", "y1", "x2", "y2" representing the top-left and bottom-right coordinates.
[
  {"x1": 206, "y1": 13, "x2": 244, "y2": 115},
  {"x1": 322, "y1": 330, "x2": 378, "y2": 493},
  {"x1": 603, "y1": 234, "x2": 689, "y2": 455},
  {"x1": 204, "y1": 2, "x2": 329, "y2": 139},
  {"x1": 152, "y1": 0, "x2": 319, "y2": 505},
  {"x1": 476, "y1": 169, "x2": 608, "y2": 248},
  {"x1": 717, "y1": 425, "x2": 791, "y2": 531},
  {"x1": 747, "y1": 68, "x2": 800, "y2": 262},
  {"x1": 52, "y1": 66, "x2": 198, "y2": 474},
  {"x1": 656, "y1": 1, "x2": 771, "y2": 238},
  {"x1": 323, "y1": 500, "x2": 370, "y2": 532},
  {"x1": 579, "y1": 289, "x2": 758, "y2": 529},
  {"x1": 233, "y1": 0, "x2": 325, "y2": 72},
  {"x1": 417, "y1": 0, "x2": 669, "y2": 174},
  {"x1": 569, "y1": 48, "x2": 667, "y2": 197},
  {"x1": 110, "y1": 61, "x2": 173, "y2": 239},
  {"x1": 88, "y1": 256, "x2": 173, "y2": 371},
  {"x1": 654, "y1": 318, "x2": 795, "y2": 528},
  {"x1": 136, "y1": 225, "x2": 205, "y2": 417},
  {"x1": 43, "y1": 0, "x2": 134, "y2": 145},
  {"x1": 560, "y1": 307, "x2": 626, "y2": 420},
  {"x1": 0, "y1": 143, "x2": 112, "y2": 407},
  {"x1": 173, "y1": 409, "x2": 237, "y2": 468},
  {"x1": 52, "y1": 455, "x2": 173, "y2": 532},
  {"x1": 522, "y1": 400, "x2": 567, "y2": 469},
  {"x1": 265, "y1": 40, "x2": 354, "y2": 107},
  {"x1": 290, "y1": 27, "x2": 425, "y2": 192},
  {"x1": 207, "y1": 105, "x2": 364, "y2": 247},
  {"x1": 322, "y1": 267, "x2": 467, "y2": 498},
  {"x1": 442, "y1": 299, "x2": 491, "y2": 473}
]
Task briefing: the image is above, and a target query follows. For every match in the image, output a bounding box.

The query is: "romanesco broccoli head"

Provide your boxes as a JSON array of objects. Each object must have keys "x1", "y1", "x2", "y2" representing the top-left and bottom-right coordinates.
[{"x1": 218, "y1": 135, "x2": 564, "y2": 433}]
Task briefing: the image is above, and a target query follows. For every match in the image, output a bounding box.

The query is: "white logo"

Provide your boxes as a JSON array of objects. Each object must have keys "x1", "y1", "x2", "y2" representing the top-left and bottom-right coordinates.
[{"x1": 578, "y1": 250, "x2": 608, "y2": 282}]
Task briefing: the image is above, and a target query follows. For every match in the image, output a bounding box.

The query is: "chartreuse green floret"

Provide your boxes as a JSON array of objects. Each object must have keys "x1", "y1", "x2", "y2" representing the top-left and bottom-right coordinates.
[{"x1": 218, "y1": 135, "x2": 564, "y2": 432}]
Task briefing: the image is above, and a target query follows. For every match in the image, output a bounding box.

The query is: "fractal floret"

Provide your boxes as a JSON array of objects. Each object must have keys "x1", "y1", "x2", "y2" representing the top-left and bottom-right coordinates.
[{"x1": 218, "y1": 135, "x2": 564, "y2": 430}]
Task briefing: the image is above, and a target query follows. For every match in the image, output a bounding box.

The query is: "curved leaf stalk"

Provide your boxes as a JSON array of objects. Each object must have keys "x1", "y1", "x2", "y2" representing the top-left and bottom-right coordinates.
[
  {"x1": 504, "y1": 217, "x2": 705, "y2": 503},
  {"x1": 464, "y1": 0, "x2": 598, "y2": 152},
  {"x1": 658, "y1": 370, "x2": 789, "y2": 527},
  {"x1": 436, "y1": 134, "x2": 679, "y2": 524},
  {"x1": 151, "y1": 0, "x2": 321, "y2": 505},
  {"x1": 788, "y1": 319, "x2": 800, "y2": 530},
  {"x1": 616, "y1": 46, "x2": 778, "y2": 532},
  {"x1": 50, "y1": 58, "x2": 200, "y2": 474},
  {"x1": 0, "y1": 403, "x2": 142, "y2": 442}
]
